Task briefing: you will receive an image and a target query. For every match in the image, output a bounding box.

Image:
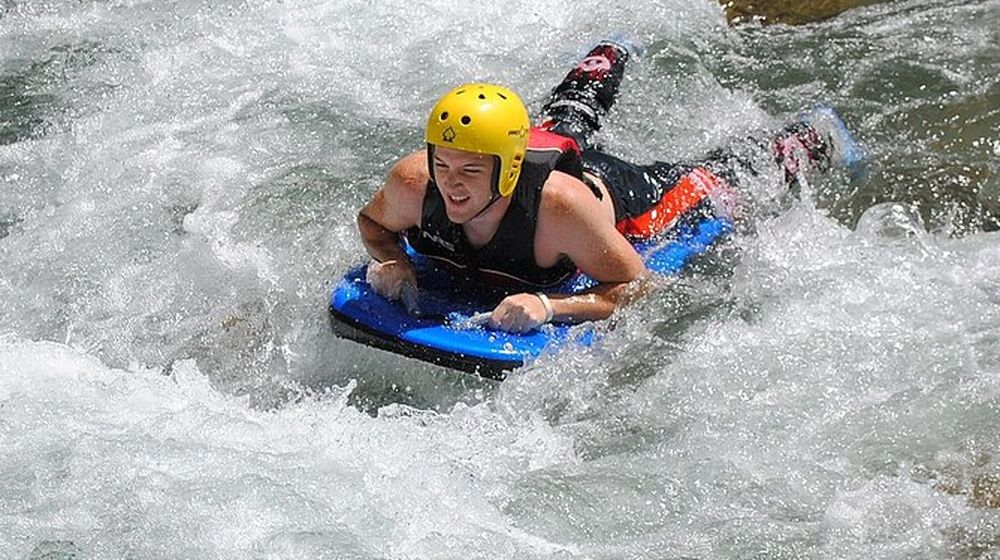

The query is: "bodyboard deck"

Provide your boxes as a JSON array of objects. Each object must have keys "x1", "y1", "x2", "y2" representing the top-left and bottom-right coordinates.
[{"x1": 329, "y1": 216, "x2": 732, "y2": 379}]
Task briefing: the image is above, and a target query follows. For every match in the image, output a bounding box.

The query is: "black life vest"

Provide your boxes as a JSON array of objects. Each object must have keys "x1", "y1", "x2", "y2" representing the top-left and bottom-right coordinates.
[{"x1": 405, "y1": 128, "x2": 585, "y2": 291}]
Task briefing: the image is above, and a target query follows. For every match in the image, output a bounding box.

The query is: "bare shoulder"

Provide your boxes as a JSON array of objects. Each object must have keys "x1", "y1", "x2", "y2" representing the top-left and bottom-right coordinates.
[
  {"x1": 536, "y1": 171, "x2": 644, "y2": 282},
  {"x1": 360, "y1": 150, "x2": 428, "y2": 231},
  {"x1": 538, "y1": 171, "x2": 605, "y2": 226},
  {"x1": 534, "y1": 171, "x2": 608, "y2": 260},
  {"x1": 387, "y1": 150, "x2": 430, "y2": 196}
]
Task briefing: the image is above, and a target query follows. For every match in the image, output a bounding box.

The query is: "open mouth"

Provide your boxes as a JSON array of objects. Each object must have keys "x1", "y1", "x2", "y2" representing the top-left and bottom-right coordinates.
[{"x1": 447, "y1": 194, "x2": 470, "y2": 204}]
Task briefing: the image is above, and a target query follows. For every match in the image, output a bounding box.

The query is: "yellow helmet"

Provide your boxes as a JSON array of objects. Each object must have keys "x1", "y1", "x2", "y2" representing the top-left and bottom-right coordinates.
[{"x1": 425, "y1": 83, "x2": 530, "y2": 197}]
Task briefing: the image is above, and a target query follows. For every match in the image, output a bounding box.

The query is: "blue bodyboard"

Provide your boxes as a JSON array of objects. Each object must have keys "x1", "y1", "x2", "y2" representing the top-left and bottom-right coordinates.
[{"x1": 329, "y1": 216, "x2": 732, "y2": 379}]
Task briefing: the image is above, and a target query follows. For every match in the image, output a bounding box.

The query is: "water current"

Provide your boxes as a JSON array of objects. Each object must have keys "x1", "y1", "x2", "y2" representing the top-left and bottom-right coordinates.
[{"x1": 2, "y1": 0, "x2": 999, "y2": 557}]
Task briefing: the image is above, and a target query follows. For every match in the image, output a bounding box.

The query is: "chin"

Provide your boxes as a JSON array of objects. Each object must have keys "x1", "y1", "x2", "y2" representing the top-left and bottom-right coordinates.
[{"x1": 445, "y1": 209, "x2": 472, "y2": 224}]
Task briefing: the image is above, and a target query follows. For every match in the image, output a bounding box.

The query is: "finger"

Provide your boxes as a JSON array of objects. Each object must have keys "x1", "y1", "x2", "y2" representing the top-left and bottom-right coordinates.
[
  {"x1": 513, "y1": 314, "x2": 538, "y2": 333},
  {"x1": 502, "y1": 309, "x2": 533, "y2": 333},
  {"x1": 371, "y1": 275, "x2": 400, "y2": 300},
  {"x1": 511, "y1": 310, "x2": 530, "y2": 332},
  {"x1": 490, "y1": 304, "x2": 515, "y2": 331},
  {"x1": 487, "y1": 307, "x2": 502, "y2": 330},
  {"x1": 365, "y1": 262, "x2": 380, "y2": 285},
  {"x1": 508, "y1": 320, "x2": 528, "y2": 334},
  {"x1": 399, "y1": 281, "x2": 421, "y2": 317}
]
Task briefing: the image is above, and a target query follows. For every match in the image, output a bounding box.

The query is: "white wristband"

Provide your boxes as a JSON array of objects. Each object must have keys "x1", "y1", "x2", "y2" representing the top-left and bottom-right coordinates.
[{"x1": 535, "y1": 292, "x2": 554, "y2": 324}]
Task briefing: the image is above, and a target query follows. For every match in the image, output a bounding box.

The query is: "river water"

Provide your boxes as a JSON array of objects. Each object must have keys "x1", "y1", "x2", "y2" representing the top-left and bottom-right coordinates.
[{"x1": 2, "y1": 0, "x2": 999, "y2": 558}]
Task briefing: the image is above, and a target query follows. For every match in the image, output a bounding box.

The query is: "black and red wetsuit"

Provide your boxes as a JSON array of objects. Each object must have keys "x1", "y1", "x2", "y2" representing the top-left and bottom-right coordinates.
[
  {"x1": 406, "y1": 128, "x2": 585, "y2": 290},
  {"x1": 406, "y1": 37, "x2": 824, "y2": 292},
  {"x1": 406, "y1": 126, "x2": 733, "y2": 291}
]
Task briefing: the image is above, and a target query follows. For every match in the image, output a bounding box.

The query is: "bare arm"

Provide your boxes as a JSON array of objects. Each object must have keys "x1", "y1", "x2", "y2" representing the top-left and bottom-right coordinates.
[
  {"x1": 489, "y1": 173, "x2": 649, "y2": 332},
  {"x1": 546, "y1": 273, "x2": 649, "y2": 323},
  {"x1": 357, "y1": 150, "x2": 428, "y2": 297},
  {"x1": 542, "y1": 175, "x2": 649, "y2": 322},
  {"x1": 358, "y1": 150, "x2": 427, "y2": 257}
]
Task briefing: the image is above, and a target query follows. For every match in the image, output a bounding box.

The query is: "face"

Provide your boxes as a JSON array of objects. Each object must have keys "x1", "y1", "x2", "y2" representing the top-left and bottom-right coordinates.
[{"x1": 431, "y1": 146, "x2": 497, "y2": 224}]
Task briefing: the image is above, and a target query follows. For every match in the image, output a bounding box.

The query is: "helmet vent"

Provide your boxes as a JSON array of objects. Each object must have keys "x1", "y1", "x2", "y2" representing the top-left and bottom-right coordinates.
[
  {"x1": 439, "y1": 111, "x2": 449, "y2": 120},
  {"x1": 497, "y1": 93, "x2": 507, "y2": 99},
  {"x1": 478, "y1": 93, "x2": 486, "y2": 100},
  {"x1": 460, "y1": 115, "x2": 472, "y2": 125}
]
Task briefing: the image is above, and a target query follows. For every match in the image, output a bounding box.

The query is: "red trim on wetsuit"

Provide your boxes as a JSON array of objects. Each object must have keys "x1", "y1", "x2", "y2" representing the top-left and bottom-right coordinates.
[
  {"x1": 614, "y1": 167, "x2": 726, "y2": 239},
  {"x1": 528, "y1": 126, "x2": 582, "y2": 154}
]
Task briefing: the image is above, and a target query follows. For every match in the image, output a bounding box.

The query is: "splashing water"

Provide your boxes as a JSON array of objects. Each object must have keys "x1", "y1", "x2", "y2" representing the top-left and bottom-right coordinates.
[{"x1": 2, "y1": 0, "x2": 999, "y2": 557}]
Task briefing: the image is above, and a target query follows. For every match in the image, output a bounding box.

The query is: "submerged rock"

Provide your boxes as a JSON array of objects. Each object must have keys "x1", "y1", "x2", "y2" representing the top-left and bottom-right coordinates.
[{"x1": 720, "y1": 0, "x2": 890, "y2": 25}]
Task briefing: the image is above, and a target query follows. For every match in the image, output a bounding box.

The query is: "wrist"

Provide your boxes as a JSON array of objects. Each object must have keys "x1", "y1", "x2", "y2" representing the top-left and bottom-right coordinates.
[
  {"x1": 373, "y1": 257, "x2": 411, "y2": 271},
  {"x1": 535, "y1": 292, "x2": 555, "y2": 324}
]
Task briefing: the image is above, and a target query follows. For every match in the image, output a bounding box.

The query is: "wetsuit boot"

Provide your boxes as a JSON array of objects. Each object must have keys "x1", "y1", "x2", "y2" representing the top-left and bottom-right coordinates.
[{"x1": 539, "y1": 34, "x2": 642, "y2": 148}]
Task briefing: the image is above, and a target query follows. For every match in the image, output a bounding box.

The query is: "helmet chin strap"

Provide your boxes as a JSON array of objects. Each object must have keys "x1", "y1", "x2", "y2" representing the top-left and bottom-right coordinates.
[
  {"x1": 468, "y1": 192, "x2": 503, "y2": 221},
  {"x1": 466, "y1": 153, "x2": 506, "y2": 221}
]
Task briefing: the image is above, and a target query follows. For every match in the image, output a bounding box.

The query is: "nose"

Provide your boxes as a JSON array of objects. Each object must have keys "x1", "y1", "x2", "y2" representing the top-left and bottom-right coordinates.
[{"x1": 438, "y1": 169, "x2": 462, "y2": 190}]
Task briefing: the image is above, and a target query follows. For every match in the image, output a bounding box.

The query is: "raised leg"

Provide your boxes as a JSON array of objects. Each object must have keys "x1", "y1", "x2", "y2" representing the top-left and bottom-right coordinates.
[{"x1": 539, "y1": 35, "x2": 641, "y2": 149}]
